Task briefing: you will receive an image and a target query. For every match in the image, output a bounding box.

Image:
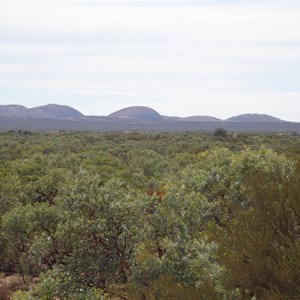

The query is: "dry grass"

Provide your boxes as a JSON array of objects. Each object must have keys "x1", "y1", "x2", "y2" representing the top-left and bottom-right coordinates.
[{"x1": 0, "y1": 274, "x2": 32, "y2": 299}]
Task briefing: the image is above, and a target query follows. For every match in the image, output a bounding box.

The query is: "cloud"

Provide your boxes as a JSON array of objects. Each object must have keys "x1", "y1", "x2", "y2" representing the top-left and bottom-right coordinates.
[
  {"x1": 1, "y1": 2, "x2": 300, "y2": 42},
  {"x1": 0, "y1": 1, "x2": 299, "y2": 121}
]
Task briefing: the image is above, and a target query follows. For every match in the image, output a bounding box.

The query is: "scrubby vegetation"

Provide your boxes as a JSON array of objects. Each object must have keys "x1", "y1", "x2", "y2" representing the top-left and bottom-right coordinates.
[{"x1": 0, "y1": 131, "x2": 299, "y2": 299}]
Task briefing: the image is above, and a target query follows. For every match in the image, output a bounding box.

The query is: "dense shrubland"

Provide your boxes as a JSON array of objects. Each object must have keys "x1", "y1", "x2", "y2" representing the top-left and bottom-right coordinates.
[{"x1": 0, "y1": 131, "x2": 299, "y2": 299}]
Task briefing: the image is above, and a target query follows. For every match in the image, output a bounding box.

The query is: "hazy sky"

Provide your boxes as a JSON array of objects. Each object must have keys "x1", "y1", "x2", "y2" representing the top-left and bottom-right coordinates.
[{"x1": 0, "y1": 0, "x2": 300, "y2": 121}]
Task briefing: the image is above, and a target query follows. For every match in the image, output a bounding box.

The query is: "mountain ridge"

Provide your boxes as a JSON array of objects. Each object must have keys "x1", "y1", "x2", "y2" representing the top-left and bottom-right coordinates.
[
  {"x1": 0, "y1": 104, "x2": 83, "y2": 119},
  {"x1": 0, "y1": 104, "x2": 291, "y2": 123}
]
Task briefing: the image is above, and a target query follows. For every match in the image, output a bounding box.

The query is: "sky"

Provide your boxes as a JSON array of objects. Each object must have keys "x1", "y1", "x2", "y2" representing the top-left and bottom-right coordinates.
[{"x1": 0, "y1": 0, "x2": 300, "y2": 121}]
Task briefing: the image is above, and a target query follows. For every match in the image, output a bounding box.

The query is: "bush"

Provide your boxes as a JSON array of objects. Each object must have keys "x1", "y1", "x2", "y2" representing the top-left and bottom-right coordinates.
[{"x1": 213, "y1": 128, "x2": 228, "y2": 138}]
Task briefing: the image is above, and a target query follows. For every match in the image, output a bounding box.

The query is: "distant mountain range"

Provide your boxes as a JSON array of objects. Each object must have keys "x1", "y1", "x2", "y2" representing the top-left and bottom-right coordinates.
[
  {"x1": 0, "y1": 104, "x2": 299, "y2": 133},
  {"x1": 105, "y1": 106, "x2": 287, "y2": 123},
  {"x1": 0, "y1": 104, "x2": 288, "y2": 123}
]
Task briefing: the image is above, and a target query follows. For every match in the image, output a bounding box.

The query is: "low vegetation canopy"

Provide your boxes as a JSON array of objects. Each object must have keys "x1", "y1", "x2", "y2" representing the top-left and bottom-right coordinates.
[{"x1": 0, "y1": 131, "x2": 299, "y2": 299}]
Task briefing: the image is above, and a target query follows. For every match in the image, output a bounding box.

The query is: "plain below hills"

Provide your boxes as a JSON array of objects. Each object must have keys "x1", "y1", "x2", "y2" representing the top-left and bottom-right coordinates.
[{"x1": 0, "y1": 104, "x2": 299, "y2": 133}]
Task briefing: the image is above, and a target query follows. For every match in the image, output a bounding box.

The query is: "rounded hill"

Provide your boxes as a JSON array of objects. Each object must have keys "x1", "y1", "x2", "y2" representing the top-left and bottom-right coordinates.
[
  {"x1": 224, "y1": 113, "x2": 284, "y2": 122},
  {"x1": 108, "y1": 106, "x2": 162, "y2": 121},
  {"x1": 0, "y1": 104, "x2": 83, "y2": 119},
  {"x1": 30, "y1": 104, "x2": 83, "y2": 119}
]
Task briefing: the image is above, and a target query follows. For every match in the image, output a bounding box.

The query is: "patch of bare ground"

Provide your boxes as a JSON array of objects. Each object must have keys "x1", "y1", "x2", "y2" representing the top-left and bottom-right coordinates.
[{"x1": 0, "y1": 274, "x2": 34, "y2": 299}]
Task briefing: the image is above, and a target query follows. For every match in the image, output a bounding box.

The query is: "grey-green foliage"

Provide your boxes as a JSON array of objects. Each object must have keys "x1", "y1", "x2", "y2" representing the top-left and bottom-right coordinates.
[
  {"x1": 53, "y1": 173, "x2": 146, "y2": 289},
  {"x1": 131, "y1": 188, "x2": 225, "y2": 298},
  {"x1": 0, "y1": 132, "x2": 299, "y2": 299},
  {"x1": 12, "y1": 268, "x2": 108, "y2": 300},
  {"x1": 1, "y1": 203, "x2": 58, "y2": 275},
  {"x1": 7, "y1": 172, "x2": 146, "y2": 299},
  {"x1": 184, "y1": 147, "x2": 293, "y2": 226},
  {"x1": 1, "y1": 154, "x2": 70, "y2": 208},
  {"x1": 183, "y1": 146, "x2": 297, "y2": 298}
]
